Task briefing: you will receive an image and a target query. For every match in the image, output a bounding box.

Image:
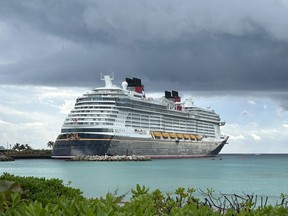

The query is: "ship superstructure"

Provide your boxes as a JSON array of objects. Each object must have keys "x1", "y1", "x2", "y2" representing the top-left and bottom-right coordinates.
[{"x1": 52, "y1": 74, "x2": 228, "y2": 158}]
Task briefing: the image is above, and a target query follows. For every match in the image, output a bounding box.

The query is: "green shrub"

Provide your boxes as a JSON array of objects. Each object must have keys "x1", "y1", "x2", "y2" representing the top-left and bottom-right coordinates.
[
  {"x1": 1, "y1": 173, "x2": 288, "y2": 215},
  {"x1": 0, "y1": 179, "x2": 29, "y2": 213},
  {"x1": 0, "y1": 172, "x2": 83, "y2": 205}
]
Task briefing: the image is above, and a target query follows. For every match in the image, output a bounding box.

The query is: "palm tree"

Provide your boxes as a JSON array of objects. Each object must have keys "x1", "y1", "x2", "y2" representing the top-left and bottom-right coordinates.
[
  {"x1": 19, "y1": 144, "x2": 26, "y2": 151},
  {"x1": 24, "y1": 144, "x2": 32, "y2": 150},
  {"x1": 12, "y1": 143, "x2": 21, "y2": 151},
  {"x1": 12, "y1": 143, "x2": 33, "y2": 151},
  {"x1": 47, "y1": 141, "x2": 54, "y2": 148}
]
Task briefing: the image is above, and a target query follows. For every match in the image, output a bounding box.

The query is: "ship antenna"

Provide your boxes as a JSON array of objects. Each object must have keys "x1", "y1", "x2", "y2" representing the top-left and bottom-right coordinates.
[
  {"x1": 100, "y1": 73, "x2": 114, "y2": 87},
  {"x1": 100, "y1": 73, "x2": 114, "y2": 80}
]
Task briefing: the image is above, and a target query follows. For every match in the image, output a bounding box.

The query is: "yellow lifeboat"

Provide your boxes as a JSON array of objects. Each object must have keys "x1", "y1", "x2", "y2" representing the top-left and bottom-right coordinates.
[
  {"x1": 153, "y1": 132, "x2": 162, "y2": 138},
  {"x1": 176, "y1": 133, "x2": 184, "y2": 139},
  {"x1": 162, "y1": 132, "x2": 169, "y2": 138},
  {"x1": 183, "y1": 134, "x2": 190, "y2": 139},
  {"x1": 190, "y1": 134, "x2": 196, "y2": 140},
  {"x1": 195, "y1": 134, "x2": 202, "y2": 141},
  {"x1": 169, "y1": 133, "x2": 176, "y2": 139}
]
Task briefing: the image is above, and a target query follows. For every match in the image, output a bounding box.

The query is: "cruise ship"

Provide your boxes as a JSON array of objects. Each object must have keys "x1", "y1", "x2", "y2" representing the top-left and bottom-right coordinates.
[{"x1": 52, "y1": 74, "x2": 228, "y2": 158}]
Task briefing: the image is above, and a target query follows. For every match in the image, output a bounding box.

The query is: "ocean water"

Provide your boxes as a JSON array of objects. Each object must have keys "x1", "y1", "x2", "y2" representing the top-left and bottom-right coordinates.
[{"x1": 1, "y1": 154, "x2": 288, "y2": 203}]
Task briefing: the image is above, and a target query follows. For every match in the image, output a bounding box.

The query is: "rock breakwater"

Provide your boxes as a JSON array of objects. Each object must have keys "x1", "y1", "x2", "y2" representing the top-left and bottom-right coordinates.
[
  {"x1": 70, "y1": 155, "x2": 151, "y2": 161},
  {"x1": 0, "y1": 154, "x2": 15, "y2": 161}
]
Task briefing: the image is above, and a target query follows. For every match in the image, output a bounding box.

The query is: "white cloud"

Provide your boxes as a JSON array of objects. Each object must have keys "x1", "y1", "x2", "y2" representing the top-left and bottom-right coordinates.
[
  {"x1": 228, "y1": 134, "x2": 245, "y2": 140},
  {"x1": 0, "y1": 104, "x2": 28, "y2": 117},
  {"x1": 25, "y1": 122, "x2": 45, "y2": 127},
  {"x1": 247, "y1": 100, "x2": 256, "y2": 105},
  {"x1": 246, "y1": 122, "x2": 259, "y2": 128},
  {"x1": 276, "y1": 107, "x2": 286, "y2": 117},
  {"x1": 250, "y1": 133, "x2": 261, "y2": 140},
  {"x1": 59, "y1": 100, "x2": 75, "y2": 114},
  {"x1": 0, "y1": 119, "x2": 12, "y2": 126},
  {"x1": 240, "y1": 110, "x2": 251, "y2": 117},
  {"x1": 35, "y1": 86, "x2": 84, "y2": 101},
  {"x1": 0, "y1": 85, "x2": 75, "y2": 149},
  {"x1": 221, "y1": 112, "x2": 288, "y2": 153}
]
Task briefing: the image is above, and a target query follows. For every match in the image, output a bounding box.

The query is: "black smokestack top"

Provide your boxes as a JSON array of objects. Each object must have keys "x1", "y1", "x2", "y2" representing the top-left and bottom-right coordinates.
[
  {"x1": 126, "y1": 78, "x2": 133, "y2": 86},
  {"x1": 172, "y1": 90, "x2": 178, "y2": 98},
  {"x1": 133, "y1": 77, "x2": 141, "y2": 86},
  {"x1": 126, "y1": 77, "x2": 142, "y2": 87},
  {"x1": 165, "y1": 91, "x2": 171, "y2": 98}
]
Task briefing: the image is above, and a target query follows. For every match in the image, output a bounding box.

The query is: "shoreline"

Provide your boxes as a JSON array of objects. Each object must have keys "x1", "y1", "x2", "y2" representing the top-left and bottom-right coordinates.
[
  {"x1": 1, "y1": 150, "x2": 51, "y2": 160},
  {"x1": 0, "y1": 154, "x2": 15, "y2": 161}
]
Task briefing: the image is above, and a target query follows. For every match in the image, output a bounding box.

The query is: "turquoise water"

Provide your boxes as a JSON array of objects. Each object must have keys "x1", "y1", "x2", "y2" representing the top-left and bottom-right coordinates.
[{"x1": 1, "y1": 154, "x2": 288, "y2": 203}]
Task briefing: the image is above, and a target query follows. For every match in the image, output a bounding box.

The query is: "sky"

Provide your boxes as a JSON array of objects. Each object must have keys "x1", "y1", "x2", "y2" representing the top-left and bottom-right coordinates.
[{"x1": 0, "y1": 0, "x2": 288, "y2": 153}]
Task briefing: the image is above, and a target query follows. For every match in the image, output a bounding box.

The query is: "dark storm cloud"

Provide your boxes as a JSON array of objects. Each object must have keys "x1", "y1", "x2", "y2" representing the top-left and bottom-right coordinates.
[{"x1": 1, "y1": 0, "x2": 288, "y2": 95}]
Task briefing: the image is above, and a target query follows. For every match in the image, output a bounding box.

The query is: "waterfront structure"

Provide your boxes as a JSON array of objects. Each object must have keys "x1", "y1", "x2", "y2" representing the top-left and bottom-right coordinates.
[{"x1": 52, "y1": 74, "x2": 228, "y2": 158}]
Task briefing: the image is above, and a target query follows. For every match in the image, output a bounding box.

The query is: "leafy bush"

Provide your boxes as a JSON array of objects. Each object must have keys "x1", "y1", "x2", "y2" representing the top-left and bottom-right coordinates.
[
  {"x1": 1, "y1": 173, "x2": 288, "y2": 215},
  {"x1": 0, "y1": 180, "x2": 27, "y2": 213},
  {"x1": 122, "y1": 185, "x2": 217, "y2": 215},
  {"x1": 0, "y1": 172, "x2": 83, "y2": 205}
]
